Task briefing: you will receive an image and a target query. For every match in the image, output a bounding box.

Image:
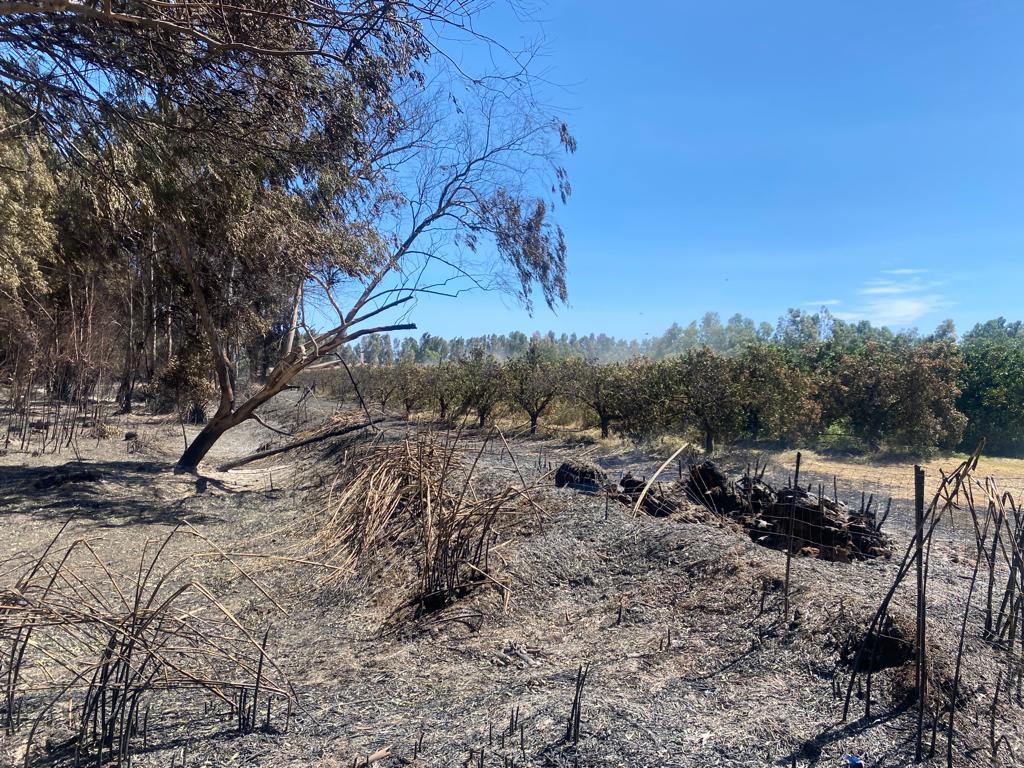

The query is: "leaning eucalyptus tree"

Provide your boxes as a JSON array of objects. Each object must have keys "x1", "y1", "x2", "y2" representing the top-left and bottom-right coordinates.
[{"x1": 1, "y1": 0, "x2": 575, "y2": 468}]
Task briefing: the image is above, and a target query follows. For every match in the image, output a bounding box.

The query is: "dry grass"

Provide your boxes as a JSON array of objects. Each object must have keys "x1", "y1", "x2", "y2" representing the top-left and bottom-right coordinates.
[
  {"x1": 7, "y1": 394, "x2": 1024, "y2": 766},
  {"x1": 0, "y1": 523, "x2": 292, "y2": 767},
  {"x1": 300, "y1": 430, "x2": 538, "y2": 623},
  {"x1": 765, "y1": 448, "x2": 1024, "y2": 499}
]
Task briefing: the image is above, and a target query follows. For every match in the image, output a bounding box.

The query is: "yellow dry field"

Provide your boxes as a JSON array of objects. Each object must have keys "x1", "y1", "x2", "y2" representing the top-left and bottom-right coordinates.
[{"x1": 764, "y1": 448, "x2": 1024, "y2": 503}]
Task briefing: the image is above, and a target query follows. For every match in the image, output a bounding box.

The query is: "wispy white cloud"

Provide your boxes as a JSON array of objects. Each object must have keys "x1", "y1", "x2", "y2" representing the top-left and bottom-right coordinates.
[
  {"x1": 807, "y1": 299, "x2": 841, "y2": 306},
  {"x1": 883, "y1": 268, "x2": 928, "y2": 276},
  {"x1": 836, "y1": 296, "x2": 946, "y2": 327},
  {"x1": 860, "y1": 283, "x2": 914, "y2": 295},
  {"x1": 827, "y1": 269, "x2": 948, "y2": 327}
]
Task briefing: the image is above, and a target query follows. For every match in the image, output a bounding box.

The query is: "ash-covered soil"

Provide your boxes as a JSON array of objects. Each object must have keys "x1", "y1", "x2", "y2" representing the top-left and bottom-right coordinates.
[{"x1": 0, "y1": 396, "x2": 1020, "y2": 767}]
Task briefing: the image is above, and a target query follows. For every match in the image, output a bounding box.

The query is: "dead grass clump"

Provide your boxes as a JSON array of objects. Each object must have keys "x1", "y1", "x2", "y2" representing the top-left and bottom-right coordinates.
[
  {"x1": 0, "y1": 523, "x2": 292, "y2": 766},
  {"x1": 888, "y1": 638, "x2": 965, "y2": 713},
  {"x1": 306, "y1": 432, "x2": 535, "y2": 621},
  {"x1": 840, "y1": 611, "x2": 916, "y2": 674},
  {"x1": 87, "y1": 421, "x2": 118, "y2": 440}
]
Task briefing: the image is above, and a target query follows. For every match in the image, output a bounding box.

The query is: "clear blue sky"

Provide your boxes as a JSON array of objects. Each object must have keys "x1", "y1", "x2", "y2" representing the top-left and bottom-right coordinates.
[{"x1": 402, "y1": 1, "x2": 1024, "y2": 341}]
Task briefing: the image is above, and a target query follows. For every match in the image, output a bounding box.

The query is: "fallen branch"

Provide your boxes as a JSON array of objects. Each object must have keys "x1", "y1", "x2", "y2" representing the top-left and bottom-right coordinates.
[
  {"x1": 251, "y1": 412, "x2": 294, "y2": 438},
  {"x1": 218, "y1": 416, "x2": 390, "y2": 471}
]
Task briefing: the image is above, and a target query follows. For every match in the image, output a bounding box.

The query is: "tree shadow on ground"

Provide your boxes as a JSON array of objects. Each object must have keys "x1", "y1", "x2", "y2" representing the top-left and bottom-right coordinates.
[
  {"x1": 777, "y1": 698, "x2": 915, "y2": 766},
  {"x1": 0, "y1": 461, "x2": 222, "y2": 526}
]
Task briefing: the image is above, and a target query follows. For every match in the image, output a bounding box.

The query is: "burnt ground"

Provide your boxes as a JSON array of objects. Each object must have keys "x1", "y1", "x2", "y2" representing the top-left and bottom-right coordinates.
[{"x1": 1, "y1": 394, "x2": 1021, "y2": 767}]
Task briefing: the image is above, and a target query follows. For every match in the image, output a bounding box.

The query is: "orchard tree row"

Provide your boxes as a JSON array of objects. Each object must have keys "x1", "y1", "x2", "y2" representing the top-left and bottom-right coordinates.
[
  {"x1": 313, "y1": 331, "x2": 973, "y2": 456},
  {"x1": 315, "y1": 314, "x2": 1024, "y2": 457}
]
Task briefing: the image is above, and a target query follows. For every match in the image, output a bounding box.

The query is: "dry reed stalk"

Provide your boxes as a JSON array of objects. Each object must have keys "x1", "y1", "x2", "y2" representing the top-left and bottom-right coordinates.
[
  {"x1": 0, "y1": 524, "x2": 293, "y2": 766},
  {"x1": 302, "y1": 430, "x2": 538, "y2": 620},
  {"x1": 842, "y1": 446, "x2": 1024, "y2": 765},
  {"x1": 843, "y1": 449, "x2": 981, "y2": 723}
]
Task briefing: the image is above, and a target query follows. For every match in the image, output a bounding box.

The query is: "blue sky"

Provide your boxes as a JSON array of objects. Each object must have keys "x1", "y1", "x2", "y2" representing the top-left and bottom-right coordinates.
[{"x1": 399, "y1": 1, "x2": 1024, "y2": 341}]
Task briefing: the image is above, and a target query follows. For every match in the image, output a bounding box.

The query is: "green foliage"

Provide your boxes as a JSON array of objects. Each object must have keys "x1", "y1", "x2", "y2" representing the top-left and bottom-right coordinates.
[
  {"x1": 565, "y1": 358, "x2": 623, "y2": 438},
  {"x1": 425, "y1": 361, "x2": 463, "y2": 422},
  {"x1": 734, "y1": 344, "x2": 819, "y2": 443},
  {"x1": 502, "y1": 342, "x2": 562, "y2": 433},
  {"x1": 824, "y1": 342, "x2": 902, "y2": 450},
  {"x1": 775, "y1": 308, "x2": 827, "y2": 350},
  {"x1": 1, "y1": 1, "x2": 579, "y2": 469},
  {"x1": 352, "y1": 330, "x2": 642, "y2": 365},
  {"x1": 660, "y1": 349, "x2": 744, "y2": 453},
  {"x1": 821, "y1": 340, "x2": 965, "y2": 454},
  {"x1": 817, "y1": 418, "x2": 868, "y2": 454},
  {"x1": 395, "y1": 361, "x2": 430, "y2": 416},
  {"x1": 601, "y1": 358, "x2": 663, "y2": 444},
  {"x1": 152, "y1": 343, "x2": 216, "y2": 423},
  {"x1": 354, "y1": 364, "x2": 401, "y2": 414},
  {"x1": 313, "y1": 313, "x2": 1009, "y2": 459},
  {"x1": 457, "y1": 350, "x2": 504, "y2": 428},
  {"x1": 0, "y1": 126, "x2": 56, "y2": 350},
  {"x1": 888, "y1": 341, "x2": 966, "y2": 453},
  {"x1": 959, "y1": 320, "x2": 1024, "y2": 455}
]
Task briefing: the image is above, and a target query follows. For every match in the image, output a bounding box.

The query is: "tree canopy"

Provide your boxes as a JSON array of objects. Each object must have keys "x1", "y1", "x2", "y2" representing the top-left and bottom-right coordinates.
[{"x1": 0, "y1": 0, "x2": 576, "y2": 467}]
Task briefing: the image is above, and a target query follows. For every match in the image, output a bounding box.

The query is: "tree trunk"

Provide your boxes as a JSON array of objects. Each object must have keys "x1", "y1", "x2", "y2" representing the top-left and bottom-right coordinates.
[
  {"x1": 169, "y1": 224, "x2": 417, "y2": 470},
  {"x1": 600, "y1": 415, "x2": 611, "y2": 439},
  {"x1": 283, "y1": 282, "x2": 302, "y2": 358},
  {"x1": 439, "y1": 400, "x2": 448, "y2": 421},
  {"x1": 177, "y1": 415, "x2": 236, "y2": 470},
  {"x1": 477, "y1": 408, "x2": 488, "y2": 428},
  {"x1": 115, "y1": 367, "x2": 134, "y2": 413},
  {"x1": 529, "y1": 413, "x2": 538, "y2": 434},
  {"x1": 218, "y1": 416, "x2": 385, "y2": 471},
  {"x1": 704, "y1": 428, "x2": 715, "y2": 455},
  {"x1": 146, "y1": 251, "x2": 156, "y2": 379},
  {"x1": 165, "y1": 309, "x2": 173, "y2": 365}
]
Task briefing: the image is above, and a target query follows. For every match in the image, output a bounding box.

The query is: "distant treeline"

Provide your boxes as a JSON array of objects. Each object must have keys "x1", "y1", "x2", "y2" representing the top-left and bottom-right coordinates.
[
  {"x1": 320, "y1": 311, "x2": 1024, "y2": 457},
  {"x1": 344, "y1": 309, "x2": 947, "y2": 363}
]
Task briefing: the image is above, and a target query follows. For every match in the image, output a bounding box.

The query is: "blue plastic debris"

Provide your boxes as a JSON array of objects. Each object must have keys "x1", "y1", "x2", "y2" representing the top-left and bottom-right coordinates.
[{"x1": 844, "y1": 757, "x2": 865, "y2": 768}]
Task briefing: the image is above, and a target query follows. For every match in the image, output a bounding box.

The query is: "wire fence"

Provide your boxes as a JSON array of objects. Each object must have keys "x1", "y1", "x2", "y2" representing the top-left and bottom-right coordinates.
[{"x1": 716, "y1": 451, "x2": 1024, "y2": 557}]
